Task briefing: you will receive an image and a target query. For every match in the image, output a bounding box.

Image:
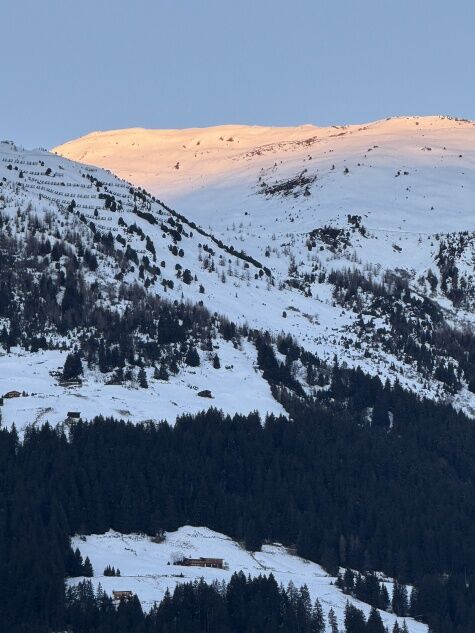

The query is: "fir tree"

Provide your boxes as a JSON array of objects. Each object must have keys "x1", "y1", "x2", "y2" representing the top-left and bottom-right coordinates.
[
  {"x1": 184, "y1": 346, "x2": 200, "y2": 367},
  {"x1": 328, "y1": 608, "x2": 339, "y2": 633},
  {"x1": 366, "y1": 606, "x2": 386, "y2": 633},
  {"x1": 312, "y1": 598, "x2": 325, "y2": 633},
  {"x1": 83, "y1": 556, "x2": 93, "y2": 577},
  {"x1": 138, "y1": 367, "x2": 148, "y2": 389},
  {"x1": 62, "y1": 351, "x2": 83, "y2": 381},
  {"x1": 392, "y1": 580, "x2": 409, "y2": 616}
]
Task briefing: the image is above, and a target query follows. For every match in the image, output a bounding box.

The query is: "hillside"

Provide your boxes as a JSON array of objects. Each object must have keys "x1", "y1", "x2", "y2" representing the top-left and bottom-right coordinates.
[
  {"x1": 0, "y1": 140, "x2": 287, "y2": 430},
  {"x1": 54, "y1": 116, "x2": 475, "y2": 414},
  {"x1": 69, "y1": 526, "x2": 426, "y2": 633}
]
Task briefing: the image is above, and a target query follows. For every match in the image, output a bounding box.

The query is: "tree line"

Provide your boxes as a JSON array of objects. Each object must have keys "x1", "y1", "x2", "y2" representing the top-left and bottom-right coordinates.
[{"x1": 65, "y1": 573, "x2": 407, "y2": 633}]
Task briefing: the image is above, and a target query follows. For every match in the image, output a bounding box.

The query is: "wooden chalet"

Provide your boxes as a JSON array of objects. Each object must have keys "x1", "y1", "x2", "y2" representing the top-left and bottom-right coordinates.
[
  {"x1": 112, "y1": 590, "x2": 134, "y2": 604},
  {"x1": 4, "y1": 390, "x2": 21, "y2": 399},
  {"x1": 58, "y1": 378, "x2": 82, "y2": 387},
  {"x1": 182, "y1": 557, "x2": 225, "y2": 569}
]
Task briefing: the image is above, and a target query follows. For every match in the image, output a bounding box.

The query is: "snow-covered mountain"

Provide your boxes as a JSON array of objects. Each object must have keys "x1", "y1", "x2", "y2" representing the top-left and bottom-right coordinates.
[
  {"x1": 2, "y1": 121, "x2": 474, "y2": 633},
  {"x1": 54, "y1": 116, "x2": 475, "y2": 414}
]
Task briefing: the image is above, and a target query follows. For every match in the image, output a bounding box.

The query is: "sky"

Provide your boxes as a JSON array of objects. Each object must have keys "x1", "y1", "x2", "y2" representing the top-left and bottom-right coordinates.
[{"x1": 1, "y1": 0, "x2": 474, "y2": 148}]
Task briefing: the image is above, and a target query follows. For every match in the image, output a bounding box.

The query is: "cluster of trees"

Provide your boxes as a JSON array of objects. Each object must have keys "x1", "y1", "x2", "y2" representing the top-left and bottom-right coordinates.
[
  {"x1": 328, "y1": 267, "x2": 475, "y2": 393},
  {"x1": 336, "y1": 570, "x2": 410, "y2": 617},
  {"x1": 65, "y1": 574, "x2": 406, "y2": 633},
  {"x1": 337, "y1": 570, "x2": 391, "y2": 612},
  {"x1": 103, "y1": 565, "x2": 121, "y2": 577},
  {"x1": 0, "y1": 224, "x2": 239, "y2": 383},
  {"x1": 435, "y1": 234, "x2": 474, "y2": 307}
]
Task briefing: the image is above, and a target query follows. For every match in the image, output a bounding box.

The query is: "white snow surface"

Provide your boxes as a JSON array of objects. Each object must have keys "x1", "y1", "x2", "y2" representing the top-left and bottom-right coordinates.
[
  {"x1": 0, "y1": 342, "x2": 283, "y2": 433},
  {"x1": 54, "y1": 115, "x2": 475, "y2": 243},
  {"x1": 70, "y1": 526, "x2": 427, "y2": 633}
]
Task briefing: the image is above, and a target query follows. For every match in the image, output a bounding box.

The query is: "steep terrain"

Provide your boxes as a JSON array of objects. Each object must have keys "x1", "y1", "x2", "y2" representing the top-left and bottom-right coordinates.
[
  {"x1": 54, "y1": 116, "x2": 475, "y2": 414},
  {"x1": 0, "y1": 140, "x2": 287, "y2": 430}
]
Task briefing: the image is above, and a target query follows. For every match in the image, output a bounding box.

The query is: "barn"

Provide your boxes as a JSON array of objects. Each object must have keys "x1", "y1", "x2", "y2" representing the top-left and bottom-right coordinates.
[{"x1": 182, "y1": 557, "x2": 225, "y2": 569}]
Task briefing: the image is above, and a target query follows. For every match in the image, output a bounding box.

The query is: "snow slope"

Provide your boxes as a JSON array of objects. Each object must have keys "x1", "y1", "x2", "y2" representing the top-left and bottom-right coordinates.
[
  {"x1": 0, "y1": 342, "x2": 283, "y2": 433},
  {"x1": 53, "y1": 116, "x2": 475, "y2": 414},
  {"x1": 0, "y1": 140, "x2": 297, "y2": 429},
  {"x1": 53, "y1": 115, "x2": 475, "y2": 241},
  {"x1": 70, "y1": 526, "x2": 427, "y2": 633}
]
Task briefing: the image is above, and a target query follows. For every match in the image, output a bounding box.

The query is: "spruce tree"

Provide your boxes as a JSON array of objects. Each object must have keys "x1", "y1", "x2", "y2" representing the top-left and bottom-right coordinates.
[
  {"x1": 328, "y1": 608, "x2": 339, "y2": 633},
  {"x1": 62, "y1": 351, "x2": 83, "y2": 381},
  {"x1": 83, "y1": 556, "x2": 93, "y2": 577},
  {"x1": 138, "y1": 367, "x2": 148, "y2": 389},
  {"x1": 155, "y1": 363, "x2": 169, "y2": 381},
  {"x1": 344, "y1": 602, "x2": 367, "y2": 633},
  {"x1": 366, "y1": 606, "x2": 385, "y2": 633},
  {"x1": 185, "y1": 346, "x2": 200, "y2": 367},
  {"x1": 312, "y1": 598, "x2": 325, "y2": 633},
  {"x1": 392, "y1": 580, "x2": 409, "y2": 616}
]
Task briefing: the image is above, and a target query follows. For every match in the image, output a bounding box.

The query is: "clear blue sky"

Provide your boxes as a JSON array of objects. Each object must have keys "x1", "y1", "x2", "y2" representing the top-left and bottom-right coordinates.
[{"x1": 2, "y1": 0, "x2": 474, "y2": 148}]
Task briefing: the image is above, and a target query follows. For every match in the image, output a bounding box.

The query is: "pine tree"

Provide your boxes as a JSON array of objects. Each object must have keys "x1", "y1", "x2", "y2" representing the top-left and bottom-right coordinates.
[
  {"x1": 138, "y1": 367, "x2": 148, "y2": 388},
  {"x1": 62, "y1": 351, "x2": 83, "y2": 381},
  {"x1": 312, "y1": 598, "x2": 325, "y2": 633},
  {"x1": 328, "y1": 607, "x2": 339, "y2": 633},
  {"x1": 343, "y1": 568, "x2": 355, "y2": 592},
  {"x1": 366, "y1": 606, "x2": 385, "y2": 633},
  {"x1": 379, "y1": 583, "x2": 390, "y2": 611},
  {"x1": 185, "y1": 346, "x2": 200, "y2": 367},
  {"x1": 154, "y1": 363, "x2": 169, "y2": 381},
  {"x1": 182, "y1": 268, "x2": 192, "y2": 284},
  {"x1": 392, "y1": 580, "x2": 409, "y2": 616},
  {"x1": 83, "y1": 556, "x2": 93, "y2": 577},
  {"x1": 344, "y1": 601, "x2": 367, "y2": 633}
]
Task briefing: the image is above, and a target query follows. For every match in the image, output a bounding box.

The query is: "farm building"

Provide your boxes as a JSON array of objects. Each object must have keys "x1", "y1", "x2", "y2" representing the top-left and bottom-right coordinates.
[
  {"x1": 182, "y1": 557, "x2": 226, "y2": 569},
  {"x1": 112, "y1": 590, "x2": 134, "y2": 604},
  {"x1": 4, "y1": 390, "x2": 21, "y2": 399}
]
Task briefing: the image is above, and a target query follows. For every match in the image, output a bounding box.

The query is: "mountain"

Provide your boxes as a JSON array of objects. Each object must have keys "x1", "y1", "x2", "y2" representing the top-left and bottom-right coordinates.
[
  {"x1": 2, "y1": 124, "x2": 475, "y2": 632},
  {"x1": 54, "y1": 116, "x2": 475, "y2": 415}
]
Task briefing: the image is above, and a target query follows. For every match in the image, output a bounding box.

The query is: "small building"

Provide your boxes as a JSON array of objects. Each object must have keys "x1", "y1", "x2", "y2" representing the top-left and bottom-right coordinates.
[
  {"x1": 112, "y1": 590, "x2": 134, "y2": 604},
  {"x1": 59, "y1": 378, "x2": 82, "y2": 387},
  {"x1": 4, "y1": 390, "x2": 21, "y2": 399},
  {"x1": 67, "y1": 411, "x2": 81, "y2": 419},
  {"x1": 182, "y1": 557, "x2": 225, "y2": 569}
]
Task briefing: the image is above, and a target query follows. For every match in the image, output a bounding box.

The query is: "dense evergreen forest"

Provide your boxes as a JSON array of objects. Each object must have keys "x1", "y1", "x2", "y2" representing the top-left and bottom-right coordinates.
[
  {"x1": 65, "y1": 574, "x2": 407, "y2": 633},
  {"x1": 1, "y1": 374, "x2": 475, "y2": 632}
]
